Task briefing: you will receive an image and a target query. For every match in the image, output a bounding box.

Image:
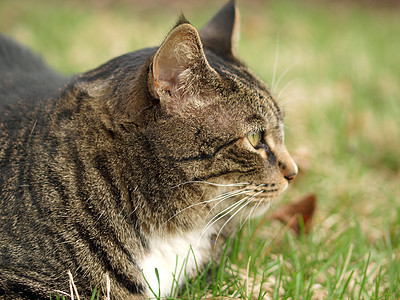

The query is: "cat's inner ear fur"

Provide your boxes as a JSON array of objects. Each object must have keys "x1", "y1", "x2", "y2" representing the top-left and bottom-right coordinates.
[
  {"x1": 151, "y1": 21, "x2": 217, "y2": 115},
  {"x1": 199, "y1": 0, "x2": 239, "y2": 60}
]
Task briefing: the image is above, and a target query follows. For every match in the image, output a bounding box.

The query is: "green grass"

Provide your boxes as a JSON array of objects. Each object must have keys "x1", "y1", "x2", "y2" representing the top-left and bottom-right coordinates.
[{"x1": 1, "y1": 0, "x2": 399, "y2": 298}]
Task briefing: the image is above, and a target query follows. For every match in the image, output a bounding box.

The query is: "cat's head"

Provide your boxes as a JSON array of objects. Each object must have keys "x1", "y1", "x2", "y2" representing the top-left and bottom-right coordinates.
[
  {"x1": 145, "y1": 1, "x2": 297, "y2": 218},
  {"x1": 78, "y1": 1, "x2": 297, "y2": 225}
]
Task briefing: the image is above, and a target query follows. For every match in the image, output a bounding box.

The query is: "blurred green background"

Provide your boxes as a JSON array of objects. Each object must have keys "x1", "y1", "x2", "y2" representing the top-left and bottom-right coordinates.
[{"x1": 1, "y1": 0, "x2": 399, "y2": 298}]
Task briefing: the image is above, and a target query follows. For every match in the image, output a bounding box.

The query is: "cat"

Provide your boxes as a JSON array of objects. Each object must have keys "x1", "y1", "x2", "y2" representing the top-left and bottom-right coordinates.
[{"x1": 0, "y1": 0, "x2": 297, "y2": 299}]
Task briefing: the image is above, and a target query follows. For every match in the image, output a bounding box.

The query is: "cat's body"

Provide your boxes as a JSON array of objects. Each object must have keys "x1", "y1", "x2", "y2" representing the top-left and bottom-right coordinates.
[{"x1": 0, "y1": 1, "x2": 297, "y2": 299}]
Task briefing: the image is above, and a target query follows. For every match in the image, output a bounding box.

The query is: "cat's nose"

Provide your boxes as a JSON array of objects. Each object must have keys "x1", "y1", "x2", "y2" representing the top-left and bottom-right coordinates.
[
  {"x1": 284, "y1": 171, "x2": 297, "y2": 183},
  {"x1": 276, "y1": 146, "x2": 298, "y2": 183},
  {"x1": 282, "y1": 158, "x2": 298, "y2": 183}
]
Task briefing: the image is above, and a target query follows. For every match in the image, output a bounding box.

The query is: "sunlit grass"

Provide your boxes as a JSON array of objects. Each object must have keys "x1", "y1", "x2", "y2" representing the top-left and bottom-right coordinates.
[{"x1": 1, "y1": 0, "x2": 399, "y2": 298}]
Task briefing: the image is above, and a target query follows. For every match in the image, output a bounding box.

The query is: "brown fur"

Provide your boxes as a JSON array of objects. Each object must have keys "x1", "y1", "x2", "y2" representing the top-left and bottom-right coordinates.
[{"x1": 0, "y1": 1, "x2": 297, "y2": 299}]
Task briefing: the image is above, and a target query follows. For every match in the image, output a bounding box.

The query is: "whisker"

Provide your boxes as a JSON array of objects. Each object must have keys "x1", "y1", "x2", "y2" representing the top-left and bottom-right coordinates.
[
  {"x1": 202, "y1": 196, "x2": 250, "y2": 235},
  {"x1": 203, "y1": 189, "x2": 251, "y2": 221},
  {"x1": 214, "y1": 199, "x2": 253, "y2": 246},
  {"x1": 170, "y1": 180, "x2": 249, "y2": 189},
  {"x1": 274, "y1": 62, "x2": 300, "y2": 96},
  {"x1": 211, "y1": 190, "x2": 265, "y2": 246},
  {"x1": 215, "y1": 191, "x2": 264, "y2": 243},
  {"x1": 277, "y1": 78, "x2": 298, "y2": 100},
  {"x1": 271, "y1": 35, "x2": 280, "y2": 92},
  {"x1": 199, "y1": 196, "x2": 250, "y2": 243},
  {"x1": 241, "y1": 200, "x2": 261, "y2": 231},
  {"x1": 279, "y1": 95, "x2": 298, "y2": 108},
  {"x1": 162, "y1": 188, "x2": 249, "y2": 226},
  {"x1": 239, "y1": 197, "x2": 265, "y2": 232}
]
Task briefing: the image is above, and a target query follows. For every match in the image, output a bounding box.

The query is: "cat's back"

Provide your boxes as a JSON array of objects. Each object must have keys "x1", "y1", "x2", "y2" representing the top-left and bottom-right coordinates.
[
  {"x1": 0, "y1": 34, "x2": 67, "y2": 108},
  {"x1": 0, "y1": 34, "x2": 68, "y2": 165}
]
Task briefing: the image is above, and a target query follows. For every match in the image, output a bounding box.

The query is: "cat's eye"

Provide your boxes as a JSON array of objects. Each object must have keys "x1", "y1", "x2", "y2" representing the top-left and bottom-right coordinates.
[{"x1": 247, "y1": 131, "x2": 262, "y2": 148}]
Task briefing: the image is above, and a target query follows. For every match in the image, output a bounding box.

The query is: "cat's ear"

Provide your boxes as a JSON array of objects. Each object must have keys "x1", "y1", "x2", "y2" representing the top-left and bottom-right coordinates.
[
  {"x1": 151, "y1": 21, "x2": 216, "y2": 114},
  {"x1": 199, "y1": 0, "x2": 239, "y2": 59}
]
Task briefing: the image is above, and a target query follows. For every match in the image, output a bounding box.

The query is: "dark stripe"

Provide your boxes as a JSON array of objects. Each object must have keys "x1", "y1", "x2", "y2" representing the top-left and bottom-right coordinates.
[
  {"x1": 224, "y1": 148, "x2": 257, "y2": 166},
  {"x1": 137, "y1": 228, "x2": 148, "y2": 251},
  {"x1": 257, "y1": 142, "x2": 277, "y2": 165},
  {"x1": 70, "y1": 144, "x2": 89, "y2": 201},
  {"x1": 100, "y1": 123, "x2": 115, "y2": 140},
  {"x1": 0, "y1": 139, "x2": 14, "y2": 169},
  {"x1": 26, "y1": 126, "x2": 46, "y2": 216},
  {"x1": 4, "y1": 281, "x2": 44, "y2": 299},
  {"x1": 74, "y1": 222, "x2": 144, "y2": 295},
  {"x1": 72, "y1": 150, "x2": 143, "y2": 271},
  {"x1": 55, "y1": 234, "x2": 80, "y2": 272},
  {"x1": 74, "y1": 90, "x2": 89, "y2": 114},
  {"x1": 93, "y1": 154, "x2": 122, "y2": 208},
  {"x1": 57, "y1": 84, "x2": 87, "y2": 116},
  {"x1": 56, "y1": 108, "x2": 73, "y2": 121},
  {"x1": 125, "y1": 199, "x2": 148, "y2": 250},
  {"x1": 15, "y1": 117, "x2": 44, "y2": 214},
  {"x1": 80, "y1": 196, "x2": 137, "y2": 265},
  {"x1": 177, "y1": 137, "x2": 240, "y2": 162},
  {"x1": 246, "y1": 113, "x2": 264, "y2": 124},
  {"x1": 0, "y1": 268, "x2": 52, "y2": 299},
  {"x1": 196, "y1": 168, "x2": 257, "y2": 181},
  {"x1": 46, "y1": 167, "x2": 69, "y2": 204}
]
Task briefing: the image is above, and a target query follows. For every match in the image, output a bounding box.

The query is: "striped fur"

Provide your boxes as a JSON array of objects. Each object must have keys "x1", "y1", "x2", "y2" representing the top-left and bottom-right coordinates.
[{"x1": 0, "y1": 1, "x2": 297, "y2": 299}]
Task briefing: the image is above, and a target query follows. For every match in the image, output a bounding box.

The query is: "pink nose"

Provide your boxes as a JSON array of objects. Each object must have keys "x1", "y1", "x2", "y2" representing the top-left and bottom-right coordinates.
[
  {"x1": 284, "y1": 172, "x2": 297, "y2": 183},
  {"x1": 276, "y1": 146, "x2": 298, "y2": 183},
  {"x1": 280, "y1": 158, "x2": 298, "y2": 183}
]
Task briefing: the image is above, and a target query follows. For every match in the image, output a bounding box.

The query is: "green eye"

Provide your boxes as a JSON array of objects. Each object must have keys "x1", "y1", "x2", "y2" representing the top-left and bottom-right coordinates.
[{"x1": 247, "y1": 131, "x2": 262, "y2": 148}]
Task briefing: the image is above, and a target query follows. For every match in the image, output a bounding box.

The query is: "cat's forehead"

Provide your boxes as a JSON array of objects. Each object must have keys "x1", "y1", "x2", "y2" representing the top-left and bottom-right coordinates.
[
  {"x1": 205, "y1": 51, "x2": 281, "y2": 117},
  {"x1": 214, "y1": 65, "x2": 283, "y2": 129}
]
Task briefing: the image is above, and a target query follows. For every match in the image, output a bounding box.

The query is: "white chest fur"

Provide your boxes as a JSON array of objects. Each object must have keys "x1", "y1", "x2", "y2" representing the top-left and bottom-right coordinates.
[{"x1": 140, "y1": 228, "x2": 214, "y2": 297}]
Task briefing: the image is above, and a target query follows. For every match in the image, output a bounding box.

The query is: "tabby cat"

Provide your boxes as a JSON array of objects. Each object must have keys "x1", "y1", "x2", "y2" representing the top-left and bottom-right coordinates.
[{"x1": 0, "y1": 1, "x2": 297, "y2": 299}]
